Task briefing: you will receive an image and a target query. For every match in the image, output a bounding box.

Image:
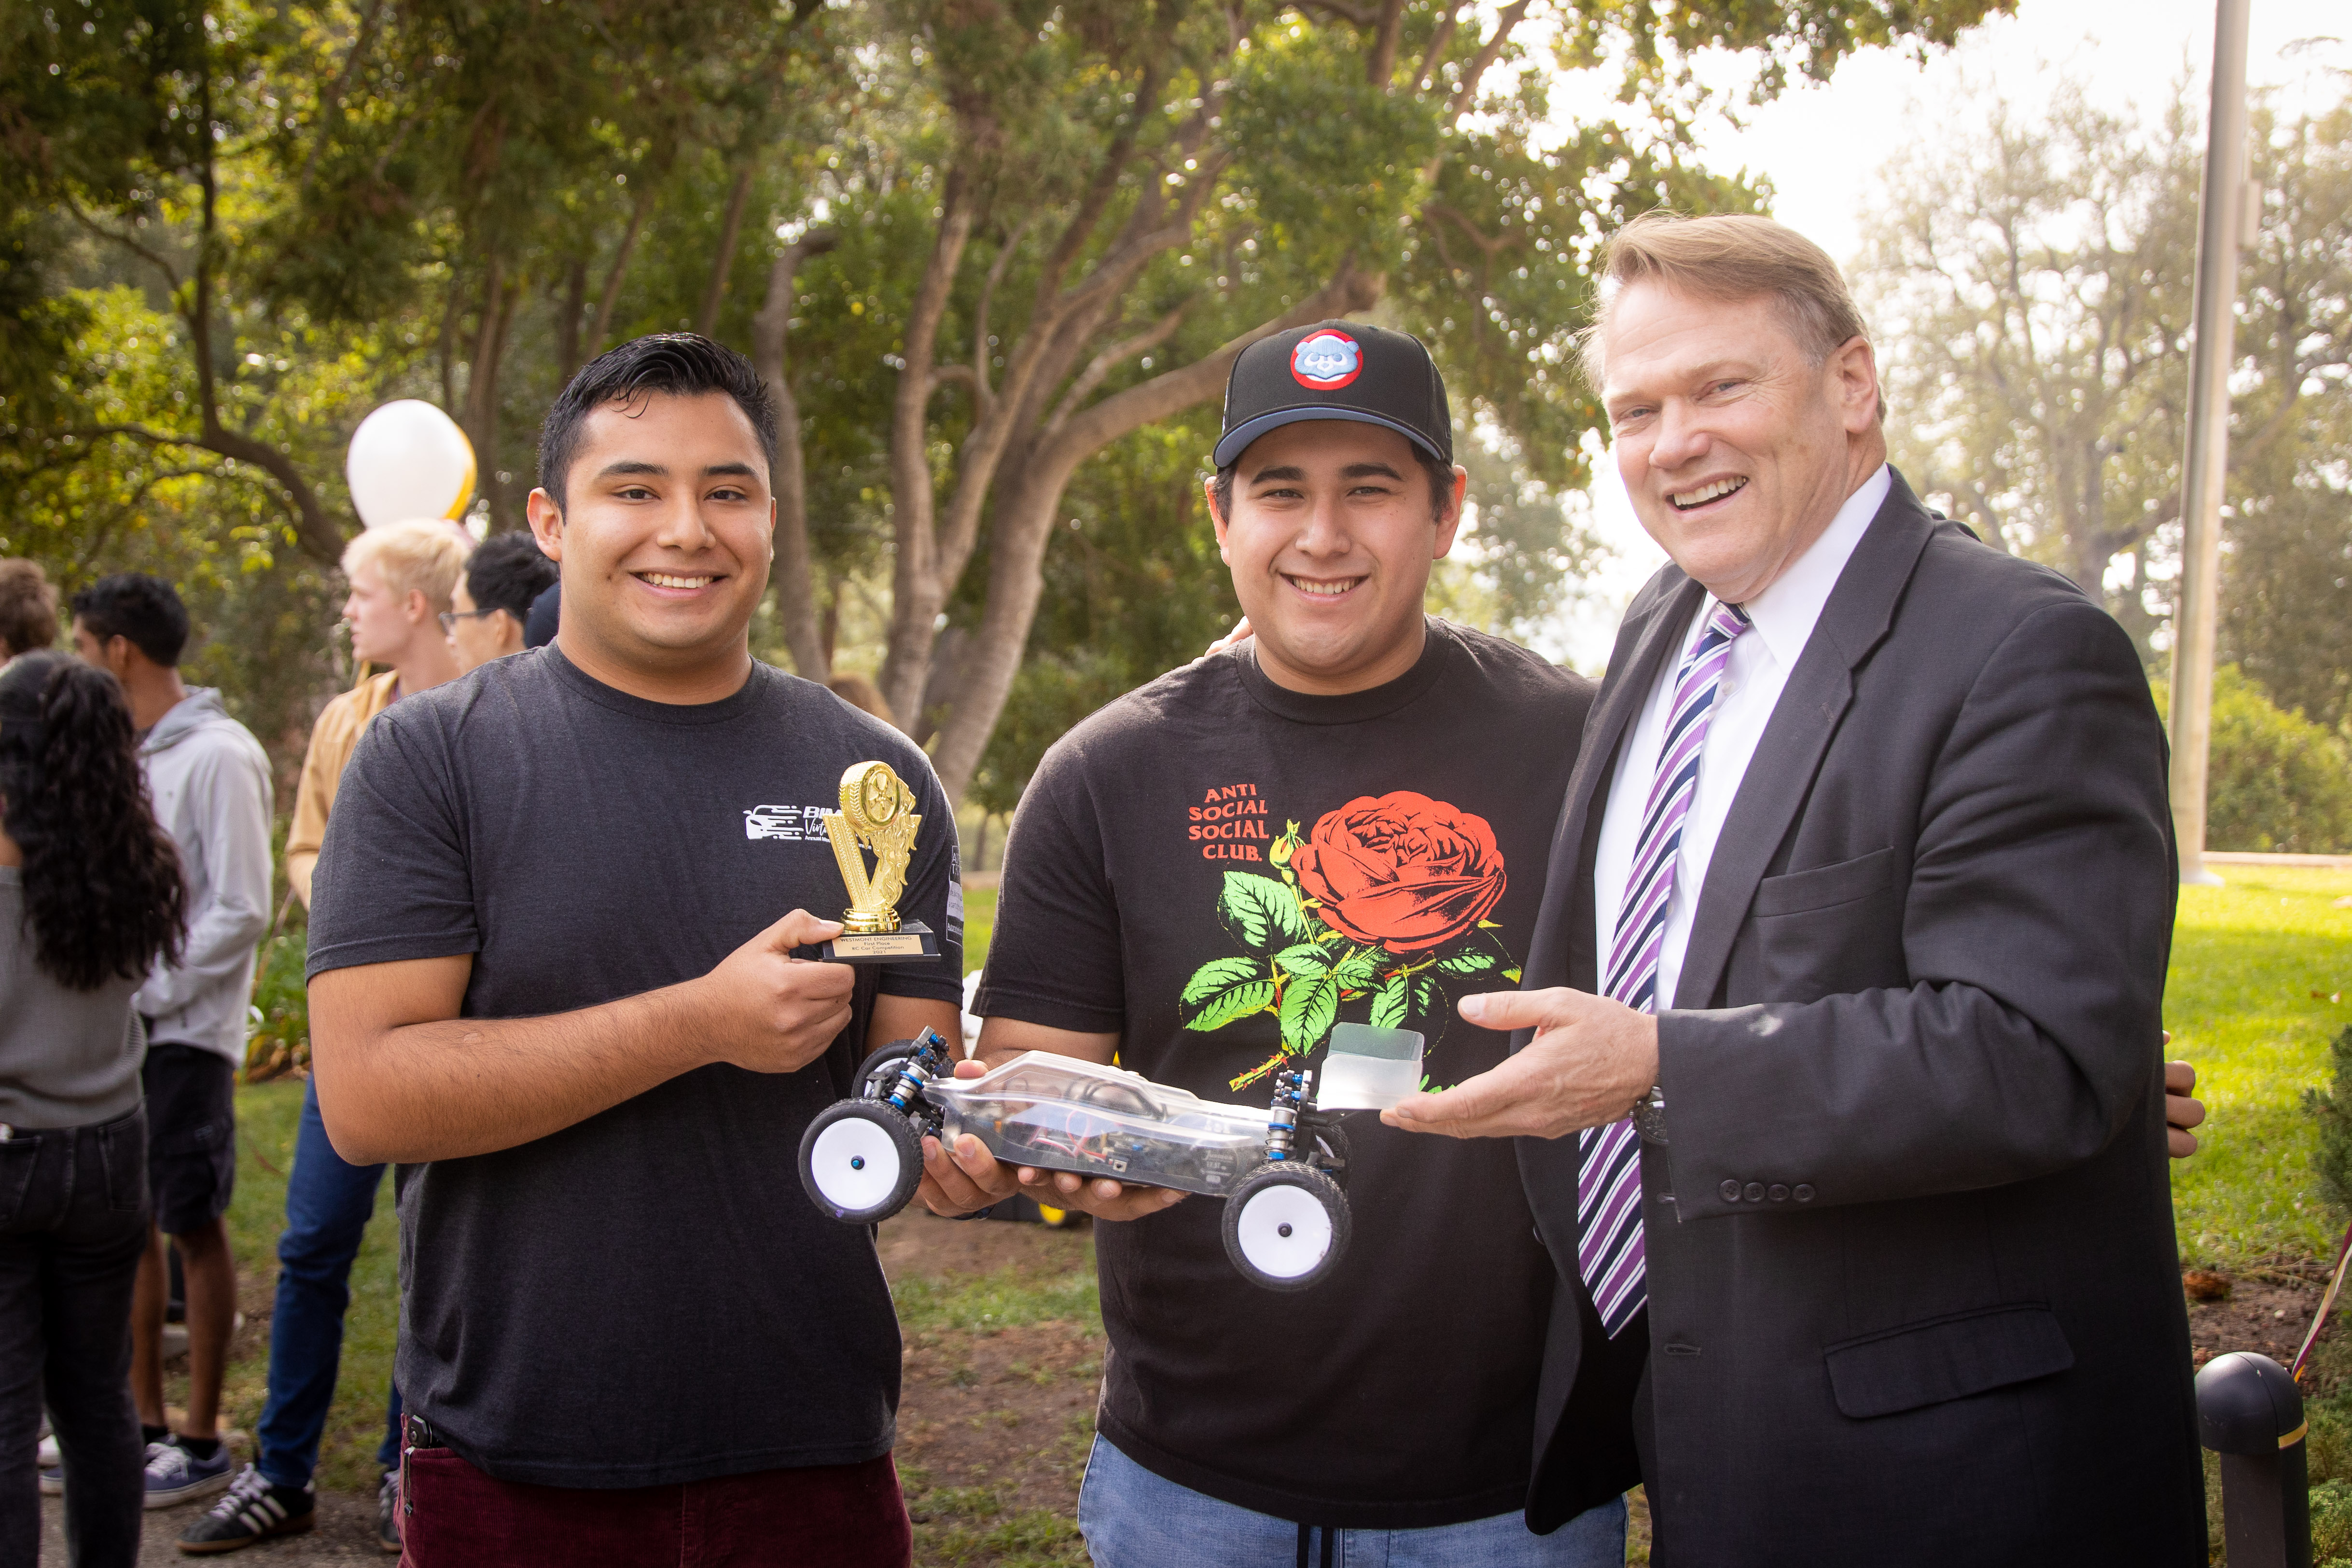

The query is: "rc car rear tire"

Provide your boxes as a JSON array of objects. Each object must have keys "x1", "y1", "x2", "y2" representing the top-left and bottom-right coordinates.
[
  {"x1": 1223, "y1": 1162, "x2": 1350, "y2": 1291},
  {"x1": 801, "y1": 1101, "x2": 924, "y2": 1224}
]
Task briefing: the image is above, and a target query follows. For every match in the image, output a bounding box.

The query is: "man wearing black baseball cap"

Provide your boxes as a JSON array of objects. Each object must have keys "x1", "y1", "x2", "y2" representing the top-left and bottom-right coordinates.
[{"x1": 915, "y1": 322, "x2": 1639, "y2": 1565}]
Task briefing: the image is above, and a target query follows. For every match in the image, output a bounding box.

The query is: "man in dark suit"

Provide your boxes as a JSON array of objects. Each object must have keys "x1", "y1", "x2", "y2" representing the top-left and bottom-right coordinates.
[{"x1": 1383, "y1": 212, "x2": 2205, "y2": 1565}]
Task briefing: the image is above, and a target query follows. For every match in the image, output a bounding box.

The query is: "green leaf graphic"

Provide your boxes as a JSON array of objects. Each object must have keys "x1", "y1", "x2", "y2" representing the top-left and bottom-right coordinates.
[
  {"x1": 1412, "y1": 973, "x2": 1443, "y2": 1018},
  {"x1": 1369, "y1": 971, "x2": 1411, "y2": 1030},
  {"x1": 1436, "y1": 948, "x2": 1499, "y2": 976},
  {"x1": 1183, "y1": 958, "x2": 1278, "y2": 1032},
  {"x1": 1274, "y1": 943, "x2": 1331, "y2": 977},
  {"x1": 1332, "y1": 946, "x2": 1382, "y2": 989},
  {"x1": 1182, "y1": 956, "x2": 1264, "y2": 1005},
  {"x1": 1280, "y1": 966, "x2": 1340, "y2": 1053},
  {"x1": 1220, "y1": 871, "x2": 1314, "y2": 950}
]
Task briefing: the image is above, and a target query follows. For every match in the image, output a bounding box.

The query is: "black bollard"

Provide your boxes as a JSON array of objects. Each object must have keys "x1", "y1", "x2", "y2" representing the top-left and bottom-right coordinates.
[{"x1": 2197, "y1": 1350, "x2": 2312, "y2": 1568}]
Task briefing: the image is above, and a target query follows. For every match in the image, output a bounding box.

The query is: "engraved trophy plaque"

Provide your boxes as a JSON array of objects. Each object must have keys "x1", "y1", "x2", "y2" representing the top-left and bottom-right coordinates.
[{"x1": 818, "y1": 761, "x2": 941, "y2": 963}]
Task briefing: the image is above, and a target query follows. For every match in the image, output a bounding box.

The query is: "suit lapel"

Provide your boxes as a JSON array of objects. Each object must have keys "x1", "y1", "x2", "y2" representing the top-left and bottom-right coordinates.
[{"x1": 1670, "y1": 475, "x2": 1942, "y2": 1011}]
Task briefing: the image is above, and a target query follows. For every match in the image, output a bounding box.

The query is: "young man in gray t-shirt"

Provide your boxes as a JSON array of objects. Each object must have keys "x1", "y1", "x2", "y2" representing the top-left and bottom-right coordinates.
[{"x1": 306, "y1": 335, "x2": 960, "y2": 1567}]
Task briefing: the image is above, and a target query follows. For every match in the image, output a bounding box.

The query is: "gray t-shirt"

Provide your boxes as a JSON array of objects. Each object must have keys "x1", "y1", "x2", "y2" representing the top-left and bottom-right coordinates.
[
  {"x1": 0, "y1": 865, "x2": 145, "y2": 1129},
  {"x1": 306, "y1": 645, "x2": 962, "y2": 1487}
]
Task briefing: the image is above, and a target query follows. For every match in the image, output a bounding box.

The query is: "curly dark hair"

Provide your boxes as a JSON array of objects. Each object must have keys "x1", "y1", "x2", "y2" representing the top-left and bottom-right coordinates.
[{"x1": 0, "y1": 651, "x2": 185, "y2": 990}]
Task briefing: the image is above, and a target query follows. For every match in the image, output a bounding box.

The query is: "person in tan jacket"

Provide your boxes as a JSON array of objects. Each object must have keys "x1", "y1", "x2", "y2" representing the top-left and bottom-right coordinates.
[
  {"x1": 179, "y1": 518, "x2": 468, "y2": 1554},
  {"x1": 283, "y1": 524, "x2": 469, "y2": 908}
]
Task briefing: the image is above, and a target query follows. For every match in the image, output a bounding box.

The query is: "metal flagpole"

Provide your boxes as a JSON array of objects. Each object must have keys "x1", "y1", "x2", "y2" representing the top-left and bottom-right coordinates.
[{"x1": 2166, "y1": 0, "x2": 2255, "y2": 888}]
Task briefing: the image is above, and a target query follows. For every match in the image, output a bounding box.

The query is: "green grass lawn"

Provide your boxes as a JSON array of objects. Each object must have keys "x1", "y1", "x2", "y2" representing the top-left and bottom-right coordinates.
[
  {"x1": 963, "y1": 885, "x2": 997, "y2": 974},
  {"x1": 2167, "y1": 865, "x2": 2352, "y2": 1269}
]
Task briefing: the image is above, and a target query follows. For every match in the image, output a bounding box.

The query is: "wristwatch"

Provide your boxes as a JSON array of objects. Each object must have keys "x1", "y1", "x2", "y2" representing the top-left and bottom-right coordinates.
[{"x1": 1634, "y1": 1083, "x2": 1669, "y2": 1146}]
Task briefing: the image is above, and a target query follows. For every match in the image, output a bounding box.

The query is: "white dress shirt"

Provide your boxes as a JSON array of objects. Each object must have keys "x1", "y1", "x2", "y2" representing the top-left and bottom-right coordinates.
[{"x1": 1591, "y1": 464, "x2": 1891, "y2": 1009}]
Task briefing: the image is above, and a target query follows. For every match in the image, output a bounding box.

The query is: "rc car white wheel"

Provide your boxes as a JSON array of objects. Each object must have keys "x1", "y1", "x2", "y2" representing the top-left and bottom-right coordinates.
[
  {"x1": 1223, "y1": 1163, "x2": 1350, "y2": 1291},
  {"x1": 800, "y1": 1102, "x2": 923, "y2": 1223}
]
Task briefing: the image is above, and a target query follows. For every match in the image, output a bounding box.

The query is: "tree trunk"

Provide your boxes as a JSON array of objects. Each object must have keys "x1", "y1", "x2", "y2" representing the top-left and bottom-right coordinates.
[
  {"x1": 588, "y1": 187, "x2": 656, "y2": 355},
  {"x1": 555, "y1": 258, "x2": 588, "y2": 382},
  {"x1": 925, "y1": 266, "x2": 1385, "y2": 800},
  {"x1": 462, "y1": 264, "x2": 519, "y2": 528},
  {"x1": 696, "y1": 160, "x2": 759, "y2": 338},
  {"x1": 752, "y1": 229, "x2": 838, "y2": 680},
  {"x1": 877, "y1": 171, "x2": 978, "y2": 727}
]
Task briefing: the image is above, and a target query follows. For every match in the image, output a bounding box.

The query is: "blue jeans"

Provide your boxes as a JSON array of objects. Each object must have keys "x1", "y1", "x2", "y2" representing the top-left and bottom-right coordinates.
[
  {"x1": 1077, "y1": 1436, "x2": 1628, "y2": 1568},
  {"x1": 254, "y1": 1079, "x2": 401, "y2": 1488}
]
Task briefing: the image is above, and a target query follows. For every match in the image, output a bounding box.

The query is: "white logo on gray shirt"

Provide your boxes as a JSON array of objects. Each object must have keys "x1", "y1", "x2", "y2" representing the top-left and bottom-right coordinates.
[{"x1": 743, "y1": 804, "x2": 831, "y2": 842}]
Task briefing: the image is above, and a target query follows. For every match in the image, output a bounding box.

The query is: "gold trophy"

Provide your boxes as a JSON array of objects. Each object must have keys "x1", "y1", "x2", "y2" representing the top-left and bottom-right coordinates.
[{"x1": 817, "y1": 761, "x2": 941, "y2": 963}]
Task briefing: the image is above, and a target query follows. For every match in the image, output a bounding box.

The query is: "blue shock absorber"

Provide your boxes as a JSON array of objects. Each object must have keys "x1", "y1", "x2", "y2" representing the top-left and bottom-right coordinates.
[
  {"x1": 1266, "y1": 1068, "x2": 1312, "y2": 1162},
  {"x1": 886, "y1": 1028, "x2": 951, "y2": 1112}
]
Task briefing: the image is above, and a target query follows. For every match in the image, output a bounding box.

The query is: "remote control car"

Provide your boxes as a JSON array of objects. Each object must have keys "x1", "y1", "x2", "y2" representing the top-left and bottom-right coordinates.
[{"x1": 798, "y1": 1030, "x2": 1352, "y2": 1290}]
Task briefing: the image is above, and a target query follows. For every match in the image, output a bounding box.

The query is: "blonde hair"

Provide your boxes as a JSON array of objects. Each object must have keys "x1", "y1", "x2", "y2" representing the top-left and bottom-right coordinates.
[
  {"x1": 1580, "y1": 212, "x2": 1883, "y2": 420},
  {"x1": 342, "y1": 521, "x2": 471, "y2": 616}
]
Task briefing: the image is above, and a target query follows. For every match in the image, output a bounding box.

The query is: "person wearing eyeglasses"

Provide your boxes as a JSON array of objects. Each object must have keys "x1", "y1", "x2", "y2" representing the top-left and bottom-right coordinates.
[
  {"x1": 183, "y1": 519, "x2": 468, "y2": 1554},
  {"x1": 444, "y1": 531, "x2": 558, "y2": 676}
]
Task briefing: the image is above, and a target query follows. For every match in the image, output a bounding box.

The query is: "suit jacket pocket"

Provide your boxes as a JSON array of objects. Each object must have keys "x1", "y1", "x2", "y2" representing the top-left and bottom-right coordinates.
[
  {"x1": 1823, "y1": 1303, "x2": 2074, "y2": 1419},
  {"x1": 1752, "y1": 846, "x2": 1897, "y2": 918}
]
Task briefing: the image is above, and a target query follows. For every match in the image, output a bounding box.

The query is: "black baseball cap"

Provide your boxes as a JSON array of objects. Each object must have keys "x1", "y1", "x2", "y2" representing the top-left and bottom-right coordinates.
[{"x1": 1214, "y1": 320, "x2": 1452, "y2": 469}]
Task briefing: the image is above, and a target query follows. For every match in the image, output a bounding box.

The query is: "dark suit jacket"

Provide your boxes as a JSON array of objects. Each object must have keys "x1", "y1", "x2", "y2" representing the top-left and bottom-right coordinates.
[{"x1": 1518, "y1": 473, "x2": 2203, "y2": 1565}]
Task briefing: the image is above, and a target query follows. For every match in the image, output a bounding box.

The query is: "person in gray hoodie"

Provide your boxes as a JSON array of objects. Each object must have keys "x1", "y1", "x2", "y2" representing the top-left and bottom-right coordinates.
[{"x1": 70, "y1": 574, "x2": 273, "y2": 1511}]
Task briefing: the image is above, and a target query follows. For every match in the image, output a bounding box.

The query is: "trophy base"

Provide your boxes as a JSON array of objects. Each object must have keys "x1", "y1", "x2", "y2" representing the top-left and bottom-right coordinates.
[{"x1": 820, "y1": 920, "x2": 940, "y2": 964}]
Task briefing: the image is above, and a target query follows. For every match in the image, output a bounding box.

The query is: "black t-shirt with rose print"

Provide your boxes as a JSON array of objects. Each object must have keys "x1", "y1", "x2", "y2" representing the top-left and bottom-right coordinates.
[{"x1": 974, "y1": 620, "x2": 1595, "y2": 1528}]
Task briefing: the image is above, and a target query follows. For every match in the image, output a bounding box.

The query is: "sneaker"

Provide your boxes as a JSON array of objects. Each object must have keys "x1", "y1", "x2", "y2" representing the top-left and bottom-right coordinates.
[
  {"x1": 144, "y1": 1436, "x2": 236, "y2": 1509},
  {"x1": 176, "y1": 1464, "x2": 314, "y2": 1554},
  {"x1": 375, "y1": 1469, "x2": 403, "y2": 1553},
  {"x1": 37, "y1": 1429, "x2": 62, "y2": 1496}
]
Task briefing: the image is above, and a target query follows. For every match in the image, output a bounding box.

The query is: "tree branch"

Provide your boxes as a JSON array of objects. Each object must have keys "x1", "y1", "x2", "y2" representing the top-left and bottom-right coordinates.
[
  {"x1": 695, "y1": 159, "x2": 759, "y2": 337},
  {"x1": 295, "y1": 0, "x2": 387, "y2": 194},
  {"x1": 63, "y1": 200, "x2": 180, "y2": 290},
  {"x1": 1415, "y1": 1, "x2": 1463, "y2": 91},
  {"x1": 972, "y1": 214, "x2": 1035, "y2": 409},
  {"x1": 877, "y1": 167, "x2": 979, "y2": 723},
  {"x1": 1295, "y1": 0, "x2": 1374, "y2": 25},
  {"x1": 588, "y1": 185, "x2": 656, "y2": 352},
  {"x1": 1042, "y1": 306, "x2": 1189, "y2": 439},
  {"x1": 1367, "y1": 0, "x2": 1407, "y2": 85},
  {"x1": 752, "y1": 227, "x2": 839, "y2": 680},
  {"x1": 1444, "y1": 0, "x2": 1531, "y2": 122}
]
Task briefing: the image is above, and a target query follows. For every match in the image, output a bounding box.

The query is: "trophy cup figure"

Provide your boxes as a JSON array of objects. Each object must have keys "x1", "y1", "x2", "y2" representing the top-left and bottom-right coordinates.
[{"x1": 817, "y1": 761, "x2": 942, "y2": 963}]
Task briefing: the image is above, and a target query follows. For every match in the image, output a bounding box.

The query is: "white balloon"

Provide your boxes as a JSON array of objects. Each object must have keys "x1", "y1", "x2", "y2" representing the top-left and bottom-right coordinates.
[{"x1": 346, "y1": 401, "x2": 476, "y2": 531}]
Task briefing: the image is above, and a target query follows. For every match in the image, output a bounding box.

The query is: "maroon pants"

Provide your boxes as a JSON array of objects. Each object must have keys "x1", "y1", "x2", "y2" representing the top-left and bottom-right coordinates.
[{"x1": 398, "y1": 1422, "x2": 912, "y2": 1568}]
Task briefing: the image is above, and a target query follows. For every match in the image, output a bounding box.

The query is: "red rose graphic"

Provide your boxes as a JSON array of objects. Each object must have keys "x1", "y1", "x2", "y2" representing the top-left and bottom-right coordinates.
[{"x1": 1289, "y1": 792, "x2": 1507, "y2": 954}]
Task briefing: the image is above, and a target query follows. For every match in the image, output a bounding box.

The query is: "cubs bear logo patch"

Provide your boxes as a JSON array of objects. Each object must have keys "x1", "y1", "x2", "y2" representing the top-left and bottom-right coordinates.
[{"x1": 1290, "y1": 330, "x2": 1363, "y2": 390}]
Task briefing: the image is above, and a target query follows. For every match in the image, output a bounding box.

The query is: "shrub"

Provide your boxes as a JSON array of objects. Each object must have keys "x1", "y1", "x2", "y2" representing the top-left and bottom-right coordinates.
[
  {"x1": 2314, "y1": 1478, "x2": 2352, "y2": 1566},
  {"x1": 2308, "y1": 1028, "x2": 2352, "y2": 1228},
  {"x1": 243, "y1": 929, "x2": 311, "y2": 1082},
  {"x1": 2153, "y1": 667, "x2": 2352, "y2": 854}
]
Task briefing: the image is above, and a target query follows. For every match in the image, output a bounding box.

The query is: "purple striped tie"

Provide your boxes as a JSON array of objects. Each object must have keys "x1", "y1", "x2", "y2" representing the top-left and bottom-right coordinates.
[{"x1": 1579, "y1": 600, "x2": 1749, "y2": 1338}]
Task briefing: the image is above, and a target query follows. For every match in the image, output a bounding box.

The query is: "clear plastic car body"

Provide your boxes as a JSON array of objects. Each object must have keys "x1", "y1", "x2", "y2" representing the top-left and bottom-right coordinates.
[
  {"x1": 799, "y1": 1032, "x2": 1356, "y2": 1290},
  {"x1": 927, "y1": 1051, "x2": 1276, "y2": 1197}
]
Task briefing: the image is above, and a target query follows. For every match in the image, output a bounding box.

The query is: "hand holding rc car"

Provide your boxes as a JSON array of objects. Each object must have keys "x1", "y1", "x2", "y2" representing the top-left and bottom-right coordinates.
[{"x1": 913, "y1": 1064, "x2": 1191, "y2": 1222}]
